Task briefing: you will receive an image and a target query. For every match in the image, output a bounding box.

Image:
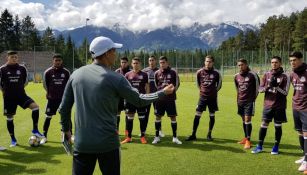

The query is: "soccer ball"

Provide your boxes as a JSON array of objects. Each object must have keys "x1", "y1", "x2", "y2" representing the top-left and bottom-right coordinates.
[{"x1": 28, "y1": 135, "x2": 40, "y2": 147}]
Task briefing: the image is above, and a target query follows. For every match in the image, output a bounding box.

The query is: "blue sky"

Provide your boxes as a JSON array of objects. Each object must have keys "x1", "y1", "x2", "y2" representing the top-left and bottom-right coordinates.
[{"x1": 1, "y1": 0, "x2": 305, "y2": 31}]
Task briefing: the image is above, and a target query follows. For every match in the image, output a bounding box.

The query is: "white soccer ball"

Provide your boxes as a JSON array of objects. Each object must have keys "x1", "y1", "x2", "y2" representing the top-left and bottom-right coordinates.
[{"x1": 28, "y1": 135, "x2": 40, "y2": 147}]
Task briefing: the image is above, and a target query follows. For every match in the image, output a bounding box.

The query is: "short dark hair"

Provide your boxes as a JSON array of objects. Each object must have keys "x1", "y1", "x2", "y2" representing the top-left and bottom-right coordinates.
[
  {"x1": 205, "y1": 55, "x2": 214, "y2": 62},
  {"x1": 237, "y1": 58, "x2": 248, "y2": 65},
  {"x1": 149, "y1": 55, "x2": 156, "y2": 60},
  {"x1": 120, "y1": 57, "x2": 128, "y2": 62},
  {"x1": 132, "y1": 57, "x2": 141, "y2": 62},
  {"x1": 53, "y1": 54, "x2": 62, "y2": 59},
  {"x1": 159, "y1": 56, "x2": 168, "y2": 61},
  {"x1": 7, "y1": 50, "x2": 17, "y2": 55},
  {"x1": 289, "y1": 51, "x2": 303, "y2": 59},
  {"x1": 272, "y1": 56, "x2": 282, "y2": 62}
]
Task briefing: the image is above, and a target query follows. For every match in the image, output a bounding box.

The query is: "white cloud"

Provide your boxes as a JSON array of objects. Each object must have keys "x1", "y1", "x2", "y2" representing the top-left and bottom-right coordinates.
[{"x1": 0, "y1": 0, "x2": 305, "y2": 31}]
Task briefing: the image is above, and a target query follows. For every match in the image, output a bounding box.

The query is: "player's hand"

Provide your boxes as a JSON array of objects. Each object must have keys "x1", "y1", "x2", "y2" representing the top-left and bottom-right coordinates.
[
  {"x1": 269, "y1": 76, "x2": 278, "y2": 87},
  {"x1": 63, "y1": 131, "x2": 72, "y2": 144},
  {"x1": 163, "y1": 84, "x2": 175, "y2": 95}
]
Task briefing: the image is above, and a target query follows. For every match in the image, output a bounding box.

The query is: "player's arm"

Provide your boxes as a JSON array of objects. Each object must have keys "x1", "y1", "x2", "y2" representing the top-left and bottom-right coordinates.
[
  {"x1": 253, "y1": 72, "x2": 260, "y2": 98},
  {"x1": 234, "y1": 75, "x2": 239, "y2": 92},
  {"x1": 174, "y1": 71, "x2": 180, "y2": 91},
  {"x1": 258, "y1": 73, "x2": 267, "y2": 93},
  {"x1": 276, "y1": 74, "x2": 290, "y2": 96},
  {"x1": 145, "y1": 73, "x2": 150, "y2": 93},
  {"x1": 43, "y1": 70, "x2": 48, "y2": 91},
  {"x1": 22, "y1": 66, "x2": 29, "y2": 87},
  {"x1": 216, "y1": 71, "x2": 222, "y2": 92},
  {"x1": 196, "y1": 71, "x2": 201, "y2": 89},
  {"x1": 59, "y1": 78, "x2": 74, "y2": 132}
]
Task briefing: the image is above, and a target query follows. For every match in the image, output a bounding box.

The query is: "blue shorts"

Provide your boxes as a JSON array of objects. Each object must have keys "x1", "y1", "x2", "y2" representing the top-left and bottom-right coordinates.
[
  {"x1": 154, "y1": 100, "x2": 177, "y2": 117},
  {"x1": 3, "y1": 94, "x2": 34, "y2": 116},
  {"x1": 237, "y1": 102, "x2": 255, "y2": 117},
  {"x1": 293, "y1": 110, "x2": 307, "y2": 132},
  {"x1": 262, "y1": 108, "x2": 287, "y2": 123},
  {"x1": 196, "y1": 97, "x2": 218, "y2": 113}
]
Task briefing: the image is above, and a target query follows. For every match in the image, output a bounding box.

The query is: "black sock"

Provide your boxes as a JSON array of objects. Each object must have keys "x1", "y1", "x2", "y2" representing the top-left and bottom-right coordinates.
[
  {"x1": 274, "y1": 125, "x2": 282, "y2": 147},
  {"x1": 155, "y1": 120, "x2": 161, "y2": 137},
  {"x1": 245, "y1": 122, "x2": 252, "y2": 141},
  {"x1": 208, "y1": 114, "x2": 215, "y2": 135},
  {"x1": 171, "y1": 121, "x2": 177, "y2": 137},
  {"x1": 125, "y1": 115, "x2": 128, "y2": 131},
  {"x1": 32, "y1": 109, "x2": 39, "y2": 131},
  {"x1": 116, "y1": 115, "x2": 120, "y2": 130},
  {"x1": 7, "y1": 119, "x2": 16, "y2": 141},
  {"x1": 144, "y1": 106, "x2": 150, "y2": 132},
  {"x1": 258, "y1": 126, "x2": 267, "y2": 146},
  {"x1": 299, "y1": 135, "x2": 304, "y2": 151},
  {"x1": 242, "y1": 122, "x2": 247, "y2": 138},
  {"x1": 192, "y1": 115, "x2": 200, "y2": 136},
  {"x1": 304, "y1": 137, "x2": 307, "y2": 161},
  {"x1": 139, "y1": 115, "x2": 146, "y2": 137},
  {"x1": 127, "y1": 119, "x2": 133, "y2": 138},
  {"x1": 43, "y1": 117, "x2": 52, "y2": 137}
]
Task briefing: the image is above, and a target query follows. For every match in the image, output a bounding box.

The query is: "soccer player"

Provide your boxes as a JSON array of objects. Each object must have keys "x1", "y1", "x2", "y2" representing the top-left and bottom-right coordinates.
[
  {"x1": 234, "y1": 58, "x2": 259, "y2": 149},
  {"x1": 40, "y1": 54, "x2": 70, "y2": 144},
  {"x1": 152, "y1": 56, "x2": 182, "y2": 144},
  {"x1": 0, "y1": 51, "x2": 44, "y2": 147},
  {"x1": 251, "y1": 56, "x2": 290, "y2": 154},
  {"x1": 142, "y1": 55, "x2": 165, "y2": 137},
  {"x1": 287, "y1": 52, "x2": 307, "y2": 173},
  {"x1": 59, "y1": 36, "x2": 175, "y2": 175},
  {"x1": 115, "y1": 57, "x2": 130, "y2": 131},
  {"x1": 186, "y1": 55, "x2": 222, "y2": 141},
  {"x1": 121, "y1": 57, "x2": 149, "y2": 144}
]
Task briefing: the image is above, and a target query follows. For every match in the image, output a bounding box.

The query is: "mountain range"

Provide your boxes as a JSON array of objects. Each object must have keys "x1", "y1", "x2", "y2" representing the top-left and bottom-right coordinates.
[{"x1": 53, "y1": 21, "x2": 258, "y2": 50}]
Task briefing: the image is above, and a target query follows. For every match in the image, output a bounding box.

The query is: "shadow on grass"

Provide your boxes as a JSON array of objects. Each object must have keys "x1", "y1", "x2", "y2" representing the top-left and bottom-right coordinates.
[{"x1": 0, "y1": 162, "x2": 47, "y2": 175}]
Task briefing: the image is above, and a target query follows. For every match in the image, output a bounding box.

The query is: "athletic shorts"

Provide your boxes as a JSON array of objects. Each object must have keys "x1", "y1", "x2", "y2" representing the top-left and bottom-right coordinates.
[
  {"x1": 3, "y1": 94, "x2": 34, "y2": 116},
  {"x1": 262, "y1": 108, "x2": 287, "y2": 123},
  {"x1": 293, "y1": 109, "x2": 307, "y2": 132},
  {"x1": 154, "y1": 100, "x2": 177, "y2": 117},
  {"x1": 125, "y1": 103, "x2": 147, "y2": 115},
  {"x1": 196, "y1": 97, "x2": 218, "y2": 113},
  {"x1": 45, "y1": 99, "x2": 62, "y2": 116},
  {"x1": 237, "y1": 102, "x2": 255, "y2": 117}
]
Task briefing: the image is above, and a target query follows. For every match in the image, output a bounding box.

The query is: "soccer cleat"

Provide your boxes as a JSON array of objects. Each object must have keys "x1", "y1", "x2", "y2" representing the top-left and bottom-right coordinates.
[
  {"x1": 140, "y1": 137, "x2": 147, "y2": 144},
  {"x1": 206, "y1": 134, "x2": 213, "y2": 141},
  {"x1": 295, "y1": 156, "x2": 305, "y2": 164},
  {"x1": 271, "y1": 145, "x2": 279, "y2": 155},
  {"x1": 32, "y1": 130, "x2": 45, "y2": 138},
  {"x1": 237, "y1": 137, "x2": 247, "y2": 144},
  {"x1": 10, "y1": 140, "x2": 17, "y2": 147},
  {"x1": 172, "y1": 137, "x2": 182, "y2": 144},
  {"x1": 152, "y1": 136, "x2": 160, "y2": 144},
  {"x1": 159, "y1": 130, "x2": 165, "y2": 137},
  {"x1": 40, "y1": 137, "x2": 48, "y2": 145},
  {"x1": 298, "y1": 161, "x2": 307, "y2": 171},
  {"x1": 0, "y1": 146, "x2": 6, "y2": 151},
  {"x1": 185, "y1": 135, "x2": 197, "y2": 141},
  {"x1": 121, "y1": 137, "x2": 132, "y2": 144},
  {"x1": 251, "y1": 145, "x2": 263, "y2": 154},
  {"x1": 244, "y1": 140, "x2": 252, "y2": 149}
]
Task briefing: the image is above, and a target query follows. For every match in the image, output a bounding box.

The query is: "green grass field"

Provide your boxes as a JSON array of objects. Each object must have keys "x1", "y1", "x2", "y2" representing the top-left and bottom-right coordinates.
[{"x1": 0, "y1": 80, "x2": 303, "y2": 175}]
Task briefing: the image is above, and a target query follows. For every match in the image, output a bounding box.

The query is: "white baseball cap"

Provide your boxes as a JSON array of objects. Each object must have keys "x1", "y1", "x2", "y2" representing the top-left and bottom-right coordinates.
[{"x1": 89, "y1": 36, "x2": 123, "y2": 58}]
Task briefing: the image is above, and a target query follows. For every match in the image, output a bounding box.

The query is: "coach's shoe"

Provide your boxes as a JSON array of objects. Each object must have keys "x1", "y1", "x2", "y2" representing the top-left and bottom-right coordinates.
[
  {"x1": 244, "y1": 140, "x2": 252, "y2": 149},
  {"x1": 32, "y1": 130, "x2": 45, "y2": 138},
  {"x1": 121, "y1": 137, "x2": 132, "y2": 144},
  {"x1": 185, "y1": 135, "x2": 197, "y2": 141},
  {"x1": 296, "y1": 156, "x2": 305, "y2": 164},
  {"x1": 0, "y1": 146, "x2": 6, "y2": 151},
  {"x1": 159, "y1": 131, "x2": 165, "y2": 138},
  {"x1": 140, "y1": 137, "x2": 147, "y2": 144},
  {"x1": 237, "y1": 137, "x2": 247, "y2": 144},
  {"x1": 152, "y1": 137, "x2": 160, "y2": 144},
  {"x1": 10, "y1": 140, "x2": 17, "y2": 147},
  {"x1": 271, "y1": 145, "x2": 279, "y2": 155},
  {"x1": 172, "y1": 137, "x2": 182, "y2": 145},
  {"x1": 40, "y1": 137, "x2": 47, "y2": 145},
  {"x1": 251, "y1": 145, "x2": 263, "y2": 154},
  {"x1": 298, "y1": 161, "x2": 307, "y2": 171}
]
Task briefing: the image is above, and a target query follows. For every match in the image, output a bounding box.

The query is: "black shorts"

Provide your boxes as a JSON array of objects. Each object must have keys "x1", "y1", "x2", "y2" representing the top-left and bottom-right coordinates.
[
  {"x1": 262, "y1": 108, "x2": 287, "y2": 123},
  {"x1": 293, "y1": 110, "x2": 307, "y2": 132},
  {"x1": 125, "y1": 103, "x2": 147, "y2": 115},
  {"x1": 196, "y1": 97, "x2": 218, "y2": 113},
  {"x1": 117, "y1": 98, "x2": 125, "y2": 112},
  {"x1": 154, "y1": 100, "x2": 177, "y2": 117},
  {"x1": 45, "y1": 99, "x2": 62, "y2": 116},
  {"x1": 237, "y1": 102, "x2": 255, "y2": 117},
  {"x1": 3, "y1": 94, "x2": 34, "y2": 116}
]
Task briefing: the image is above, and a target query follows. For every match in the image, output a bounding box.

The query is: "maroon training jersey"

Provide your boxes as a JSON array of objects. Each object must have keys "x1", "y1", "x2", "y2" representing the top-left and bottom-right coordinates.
[
  {"x1": 0, "y1": 63, "x2": 28, "y2": 99},
  {"x1": 260, "y1": 68, "x2": 290, "y2": 109},
  {"x1": 115, "y1": 67, "x2": 131, "y2": 76},
  {"x1": 196, "y1": 68, "x2": 222, "y2": 98},
  {"x1": 154, "y1": 66, "x2": 179, "y2": 101},
  {"x1": 142, "y1": 67, "x2": 159, "y2": 93},
  {"x1": 290, "y1": 63, "x2": 307, "y2": 111},
  {"x1": 234, "y1": 70, "x2": 259, "y2": 104},
  {"x1": 125, "y1": 70, "x2": 148, "y2": 94},
  {"x1": 43, "y1": 66, "x2": 70, "y2": 100}
]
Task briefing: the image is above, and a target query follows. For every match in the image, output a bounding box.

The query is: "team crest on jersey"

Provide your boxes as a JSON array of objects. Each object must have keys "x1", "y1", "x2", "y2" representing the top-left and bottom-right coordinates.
[
  {"x1": 16, "y1": 70, "x2": 21, "y2": 75},
  {"x1": 245, "y1": 77, "x2": 249, "y2": 81},
  {"x1": 210, "y1": 74, "x2": 214, "y2": 78},
  {"x1": 52, "y1": 75, "x2": 55, "y2": 77},
  {"x1": 277, "y1": 78, "x2": 281, "y2": 83},
  {"x1": 61, "y1": 73, "x2": 65, "y2": 78},
  {"x1": 7, "y1": 72, "x2": 11, "y2": 75},
  {"x1": 167, "y1": 74, "x2": 171, "y2": 79},
  {"x1": 301, "y1": 76, "x2": 306, "y2": 82},
  {"x1": 139, "y1": 75, "x2": 143, "y2": 79}
]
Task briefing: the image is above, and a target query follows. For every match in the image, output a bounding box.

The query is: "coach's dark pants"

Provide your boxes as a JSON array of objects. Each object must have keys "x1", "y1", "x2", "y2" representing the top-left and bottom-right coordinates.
[{"x1": 72, "y1": 148, "x2": 120, "y2": 175}]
